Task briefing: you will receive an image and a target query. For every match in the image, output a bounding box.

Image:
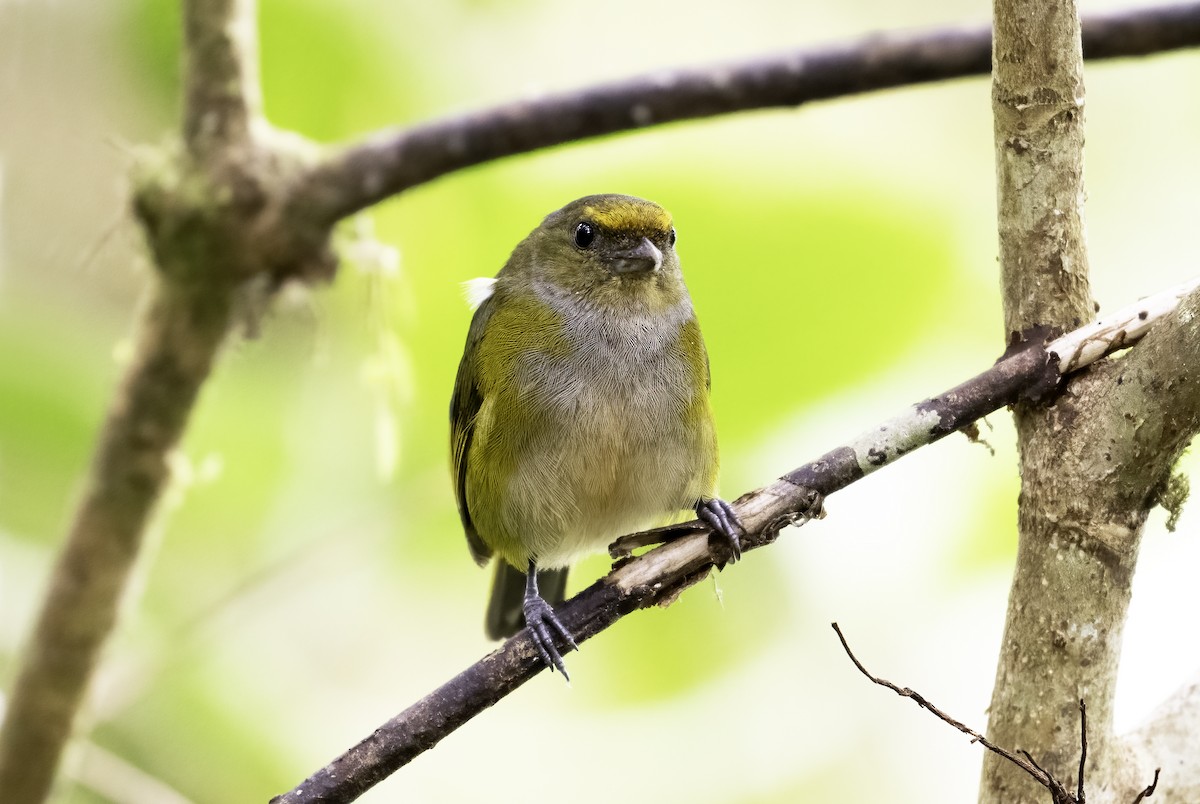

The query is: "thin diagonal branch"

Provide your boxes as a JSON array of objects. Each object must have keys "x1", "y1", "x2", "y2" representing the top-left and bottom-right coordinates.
[
  {"x1": 287, "y1": 2, "x2": 1200, "y2": 227},
  {"x1": 273, "y1": 279, "x2": 1200, "y2": 804},
  {"x1": 835, "y1": 627, "x2": 1161, "y2": 804},
  {"x1": 612, "y1": 277, "x2": 1200, "y2": 556},
  {"x1": 832, "y1": 623, "x2": 1057, "y2": 791}
]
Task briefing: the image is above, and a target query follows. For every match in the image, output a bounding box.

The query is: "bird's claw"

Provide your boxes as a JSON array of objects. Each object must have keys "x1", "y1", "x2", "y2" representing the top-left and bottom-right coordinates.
[
  {"x1": 696, "y1": 497, "x2": 745, "y2": 565},
  {"x1": 523, "y1": 595, "x2": 578, "y2": 680}
]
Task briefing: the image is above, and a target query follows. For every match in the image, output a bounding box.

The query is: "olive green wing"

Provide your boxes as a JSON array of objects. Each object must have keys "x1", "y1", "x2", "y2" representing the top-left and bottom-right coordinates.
[
  {"x1": 450, "y1": 291, "x2": 498, "y2": 566},
  {"x1": 683, "y1": 313, "x2": 712, "y2": 390}
]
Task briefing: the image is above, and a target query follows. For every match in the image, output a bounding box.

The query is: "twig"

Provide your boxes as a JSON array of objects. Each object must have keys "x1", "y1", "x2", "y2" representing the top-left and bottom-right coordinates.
[
  {"x1": 831, "y1": 622, "x2": 1058, "y2": 792},
  {"x1": 287, "y1": 2, "x2": 1200, "y2": 226},
  {"x1": 830, "y1": 628, "x2": 1156, "y2": 804},
  {"x1": 1078, "y1": 700, "x2": 1088, "y2": 803},
  {"x1": 1132, "y1": 769, "x2": 1161, "y2": 803},
  {"x1": 833, "y1": 625, "x2": 1159, "y2": 804},
  {"x1": 273, "y1": 279, "x2": 1199, "y2": 804}
]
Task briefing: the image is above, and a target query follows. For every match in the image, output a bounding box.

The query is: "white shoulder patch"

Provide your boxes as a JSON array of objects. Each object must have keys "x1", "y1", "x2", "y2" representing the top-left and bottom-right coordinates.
[{"x1": 460, "y1": 277, "x2": 497, "y2": 311}]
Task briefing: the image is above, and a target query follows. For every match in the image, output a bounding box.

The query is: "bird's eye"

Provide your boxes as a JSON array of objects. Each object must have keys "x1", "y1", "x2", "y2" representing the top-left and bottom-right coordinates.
[
  {"x1": 668, "y1": 227, "x2": 677, "y2": 247},
  {"x1": 573, "y1": 222, "x2": 595, "y2": 249}
]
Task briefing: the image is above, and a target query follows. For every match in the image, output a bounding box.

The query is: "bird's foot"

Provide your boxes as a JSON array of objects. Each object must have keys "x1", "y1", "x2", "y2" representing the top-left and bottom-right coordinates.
[
  {"x1": 523, "y1": 594, "x2": 578, "y2": 680},
  {"x1": 696, "y1": 496, "x2": 745, "y2": 565}
]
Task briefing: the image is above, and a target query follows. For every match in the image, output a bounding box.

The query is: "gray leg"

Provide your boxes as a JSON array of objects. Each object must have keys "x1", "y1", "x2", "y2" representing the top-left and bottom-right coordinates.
[{"x1": 522, "y1": 560, "x2": 578, "y2": 679}]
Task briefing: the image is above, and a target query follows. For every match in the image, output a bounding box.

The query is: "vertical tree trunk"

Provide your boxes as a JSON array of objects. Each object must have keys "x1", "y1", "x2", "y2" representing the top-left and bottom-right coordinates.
[
  {"x1": 985, "y1": 0, "x2": 1101, "y2": 800},
  {"x1": 983, "y1": 1, "x2": 1197, "y2": 802}
]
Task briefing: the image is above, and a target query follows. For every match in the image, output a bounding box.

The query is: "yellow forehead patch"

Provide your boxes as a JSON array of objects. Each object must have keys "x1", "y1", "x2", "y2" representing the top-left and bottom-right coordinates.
[{"x1": 583, "y1": 199, "x2": 672, "y2": 234}]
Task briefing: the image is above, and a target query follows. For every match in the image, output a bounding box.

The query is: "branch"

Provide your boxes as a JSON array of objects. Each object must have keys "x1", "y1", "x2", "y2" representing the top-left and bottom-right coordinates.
[
  {"x1": 0, "y1": 1, "x2": 264, "y2": 801},
  {"x1": 183, "y1": 0, "x2": 262, "y2": 158},
  {"x1": 833, "y1": 625, "x2": 1160, "y2": 804},
  {"x1": 832, "y1": 623, "x2": 1059, "y2": 795},
  {"x1": 983, "y1": 0, "x2": 1108, "y2": 797},
  {"x1": 273, "y1": 277, "x2": 1200, "y2": 804},
  {"x1": 0, "y1": 285, "x2": 235, "y2": 804},
  {"x1": 286, "y1": 2, "x2": 1200, "y2": 227},
  {"x1": 993, "y1": 0, "x2": 1095, "y2": 336},
  {"x1": 984, "y1": 0, "x2": 1200, "y2": 796}
]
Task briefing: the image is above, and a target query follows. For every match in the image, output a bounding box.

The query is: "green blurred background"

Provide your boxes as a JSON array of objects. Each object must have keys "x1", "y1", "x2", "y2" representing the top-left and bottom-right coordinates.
[{"x1": 1, "y1": 0, "x2": 1198, "y2": 802}]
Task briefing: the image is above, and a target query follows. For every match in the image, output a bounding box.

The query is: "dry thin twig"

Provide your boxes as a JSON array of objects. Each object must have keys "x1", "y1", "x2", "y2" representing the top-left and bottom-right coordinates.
[
  {"x1": 1079, "y1": 700, "x2": 1088, "y2": 803},
  {"x1": 1133, "y1": 770, "x2": 1162, "y2": 804},
  {"x1": 832, "y1": 623, "x2": 1060, "y2": 793},
  {"x1": 832, "y1": 623, "x2": 1161, "y2": 804}
]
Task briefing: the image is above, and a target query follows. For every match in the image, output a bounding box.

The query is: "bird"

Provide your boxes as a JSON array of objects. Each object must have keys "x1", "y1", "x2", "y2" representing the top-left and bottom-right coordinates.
[{"x1": 450, "y1": 194, "x2": 742, "y2": 679}]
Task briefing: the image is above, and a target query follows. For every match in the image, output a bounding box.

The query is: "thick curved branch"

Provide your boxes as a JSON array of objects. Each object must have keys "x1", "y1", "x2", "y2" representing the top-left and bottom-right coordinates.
[
  {"x1": 273, "y1": 278, "x2": 1200, "y2": 804},
  {"x1": 287, "y1": 2, "x2": 1200, "y2": 228}
]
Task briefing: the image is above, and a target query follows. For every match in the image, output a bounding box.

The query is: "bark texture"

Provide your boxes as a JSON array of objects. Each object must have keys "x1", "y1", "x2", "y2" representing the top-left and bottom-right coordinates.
[
  {"x1": 987, "y1": 0, "x2": 1100, "y2": 799},
  {"x1": 993, "y1": 0, "x2": 1094, "y2": 337},
  {"x1": 984, "y1": 1, "x2": 1200, "y2": 802}
]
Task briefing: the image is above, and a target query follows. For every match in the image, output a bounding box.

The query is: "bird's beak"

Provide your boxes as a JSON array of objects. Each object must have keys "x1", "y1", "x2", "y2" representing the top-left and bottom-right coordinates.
[{"x1": 610, "y1": 237, "x2": 662, "y2": 274}]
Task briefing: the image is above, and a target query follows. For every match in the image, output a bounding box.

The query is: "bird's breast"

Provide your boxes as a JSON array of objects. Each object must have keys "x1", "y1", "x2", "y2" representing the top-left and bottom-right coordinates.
[{"x1": 498, "y1": 300, "x2": 707, "y2": 564}]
